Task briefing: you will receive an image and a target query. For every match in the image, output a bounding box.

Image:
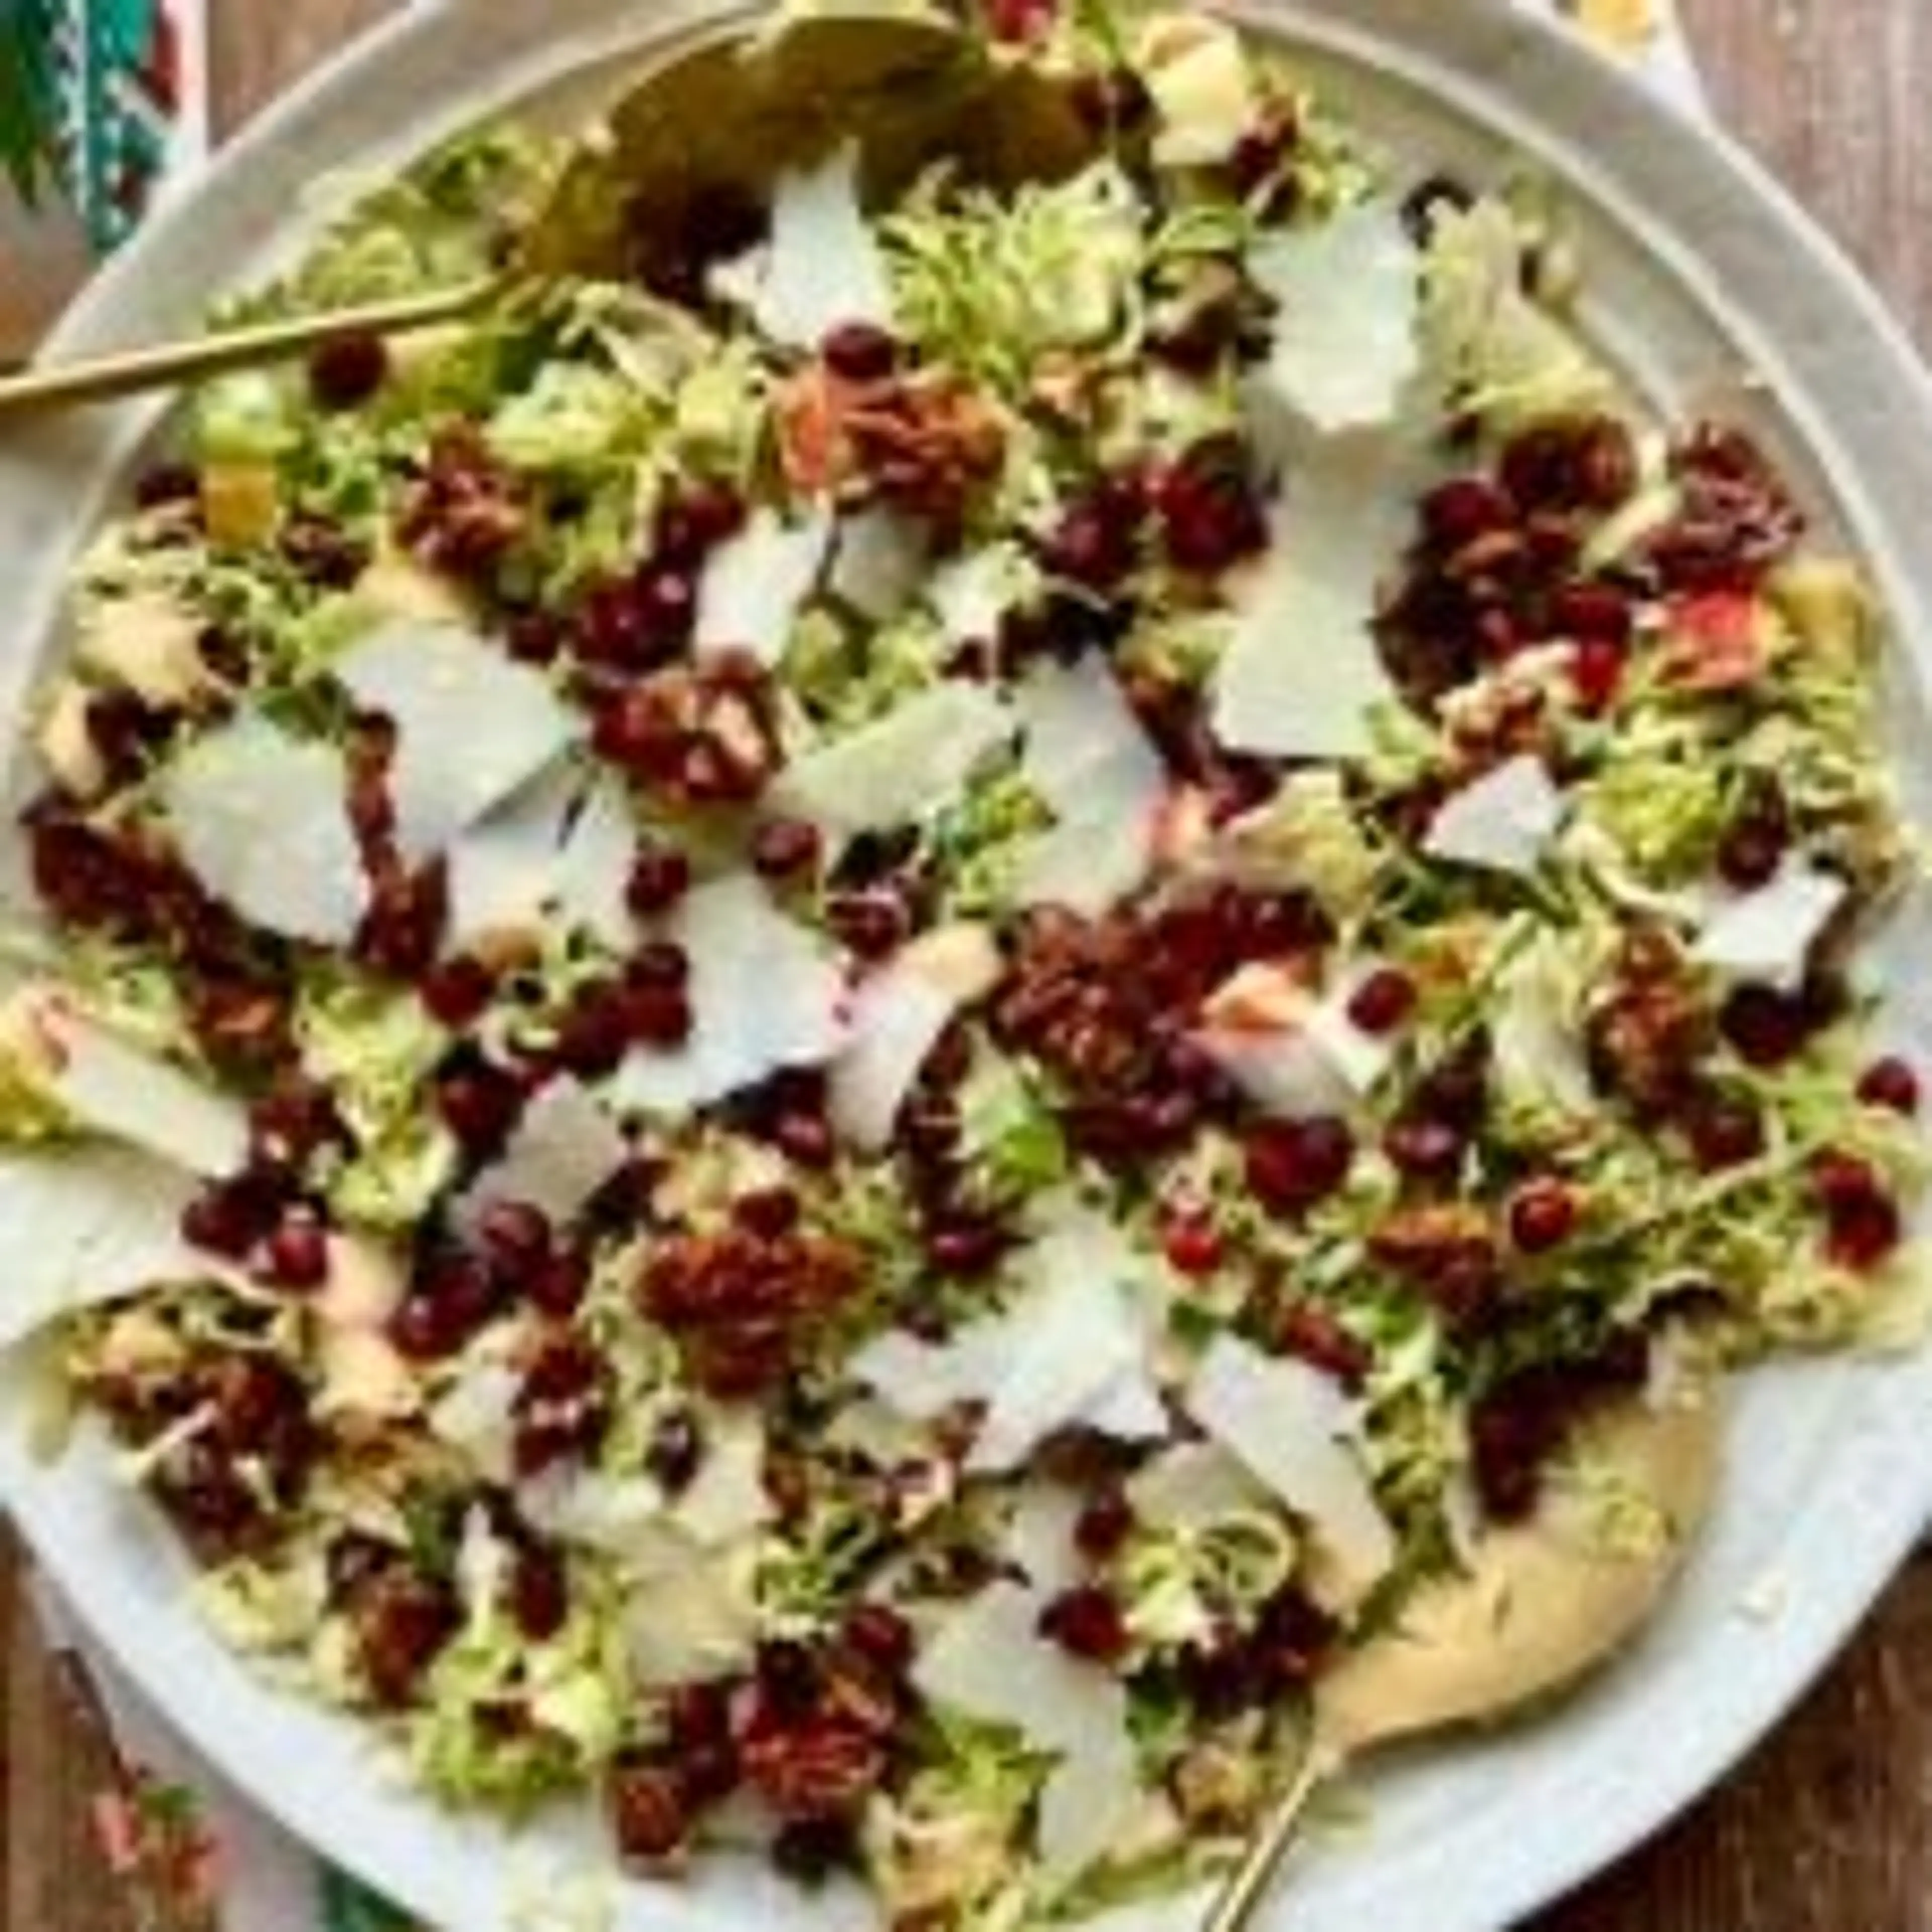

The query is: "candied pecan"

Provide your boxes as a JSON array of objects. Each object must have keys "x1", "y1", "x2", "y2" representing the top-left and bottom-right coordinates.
[
  {"x1": 637, "y1": 1226, "x2": 862, "y2": 1397},
  {"x1": 346, "y1": 1562, "x2": 462, "y2": 1708},
  {"x1": 1499, "y1": 417, "x2": 1639, "y2": 516},
  {"x1": 740, "y1": 1714, "x2": 888, "y2": 1823},
  {"x1": 354, "y1": 860, "x2": 450, "y2": 980},
  {"x1": 186, "y1": 971, "x2": 295, "y2": 1074},
  {"x1": 1646, "y1": 424, "x2": 1804, "y2": 592},
  {"x1": 280, "y1": 513, "x2": 371, "y2": 590},
  {"x1": 1369, "y1": 1203, "x2": 1501, "y2": 1327},
  {"x1": 610, "y1": 1758, "x2": 696, "y2": 1866},
  {"x1": 1585, "y1": 934, "x2": 1713, "y2": 1118},
  {"x1": 511, "y1": 1336, "x2": 613, "y2": 1478},
  {"x1": 249, "y1": 1075, "x2": 348, "y2": 1178},
  {"x1": 591, "y1": 660, "x2": 783, "y2": 804},
  {"x1": 397, "y1": 424, "x2": 528, "y2": 579}
]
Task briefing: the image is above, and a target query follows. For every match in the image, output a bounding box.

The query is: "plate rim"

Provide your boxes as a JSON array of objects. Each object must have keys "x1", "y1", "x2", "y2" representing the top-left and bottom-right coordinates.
[{"x1": 5, "y1": 5, "x2": 1932, "y2": 1929}]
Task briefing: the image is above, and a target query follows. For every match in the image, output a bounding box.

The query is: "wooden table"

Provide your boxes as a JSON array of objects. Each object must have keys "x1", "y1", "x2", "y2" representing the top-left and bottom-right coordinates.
[{"x1": 6, "y1": 2, "x2": 1932, "y2": 1926}]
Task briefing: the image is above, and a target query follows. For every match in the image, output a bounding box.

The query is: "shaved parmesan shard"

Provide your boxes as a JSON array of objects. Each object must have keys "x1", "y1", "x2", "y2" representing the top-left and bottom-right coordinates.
[
  {"x1": 1251, "y1": 202, "x2": 1421, "y2": 436},
  {"x1": 1212, "y1": 437, "x2": 1415, "y2": 762},
  {"x1": 829, "y1": 925, "x2": 999, "y2": 1153},
  {"x1": 915, "y1": 1582, "x2": 1139, "y2": 1890},
  {"x1": 1186, "y1": 1334, "x2": 1396, "y2": 1593},
  {"x1": 462, "y1": 1078, "x2": 628, "y2": 1229},
  {"x1": 1011, "y1": 660, "x2": 1168, "y2": 917},
  {"x1": 929, "y1": 544, "x2": 1034, "y2": 648},
  {"x1": 1004, "y1": 1483, "x2": 1085, "y2": 1599},
  {"x1": 696, "y1": 504, "x2": 835, "y2": 666},
  {"x1": 623, "y1": 1533, "x2": 761, "y2": 1686},
  {"x1": 77, "y1": 592, "x2": 219, "y2": 708},
  {"x1": 1136, "y1": 13, "x2": 1258, "y2": 169},
  {"x1": 1424, "y1": 755, "x2": 1566, "y2": 877},
  {"x1": 850, "y1": 1208, "x2": 1166, "y2": 1473},
  {"x1": 750, "y1": 141, "x2": 895, "y2": 349},
  {"x1": 768, "y1": 682, "x2": 1013, "y2": 846},
  {"x1": 0, "y1": 1147, "x2": 212, "y2": 1349},
  {"x1": 333, "y1": 621, "x2": 576, "y2": 866},
  {"x1": 610, "y1": 876, "x2": 846, "y2": 1117},
  {"x1": 22, "y1": 991, "x2": 247, "y2": 1177},
  {"x1": 1127, "y1": 1441, "x2": 1271, "y2": 1532},
  {"x1": 446, "y1": 762, "x2": 580, "y2": 949},
  {"x1": 553, "y1": 776, "x2": 639, "y2": 950},
  {"x1": 1196, "y1": 963, "x2": 1393, "y2": 1120},
  {"x1": 1493, "y1": 931, "x2": 1594, "y2": 1115},
  {"x1": 1693, "y1": 861, "x2": 1847, "y2": 994},
  {"x1": 828, "y1": 507, "x2": 926, "y2": 620},
  {"x1": 163, "y1": 713, "x2": 366, "y2": 945},
  {"x1": 312, "y1": 1241, "x2": 414, "y2": 1421}
]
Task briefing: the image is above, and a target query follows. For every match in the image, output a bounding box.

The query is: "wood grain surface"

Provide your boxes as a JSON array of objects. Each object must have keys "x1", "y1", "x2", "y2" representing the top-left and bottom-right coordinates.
[{"x1": 6, "y1": 2, "x2": 1932, "y2": 1927}]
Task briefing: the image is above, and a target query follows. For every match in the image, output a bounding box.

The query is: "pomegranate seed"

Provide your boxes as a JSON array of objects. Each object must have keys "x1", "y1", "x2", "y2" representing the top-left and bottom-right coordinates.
[
  {"x1": 1549, "y1": 582, "x2": 1634, "y2": 645},
  {"x1": 554, "y1": 987, "x2": 636, "y2": 1075},
  {"x1": 133, "y1": 461, "x2": 201, "y2": 510},
  {"x1": 1073, "y1": 1488, "x2": 1135, "y2": 1562},
  {"x1": 506, "y1": 609, "x2": 567, "y2": 665},
  {"x1": 1245, "y1": 1117, "x2": 1354, "y2": 1215},
  {"x1": 1508, "y1": 1180, "x2": 1577, "y2": 1254},
  {"x1": 1720, "y1": 985, "x2": 1812, "y2": 1068},
  {"x1": 666, "y1": 1681, "x2": 734, "y2": 1750},
  {"x1": 986, "y1": 0, "x2": 1057, "y2": 44},
  {"x1": 753, "y1": 817, "x2": 822, "y2": 883},
  {"x1": 259, "y1": 1214, "x2": 330, "y2": 1290},
  {"x1": 1811, "y1": 1150, "x2": 1881, "y2": 1214},
  {"x1": 1571, "y1": 637, "x2": 1627, "y2": 714},
  {"x1": 181, "y1": 1177, "x2": 280, "y2": 1259},
  {"x1": 624, "y1": 983, "x2": 695, "y2": 1049},
  {"x1": 1716, "y1": 818, "x2": 1786, "y2": 891},
  {"x1": 775, "y1": 1110, "x2": 836, "y2": 1169},
  {"x1": 526, "y1": 1251, "x2": 591, "y2": 1318},
  {"x1": 926, "y1": 1220, "x2": 1006, "y2": 1276},
  {"x1": 420, "y1": 955, "x2": 497, "y2": 1029},
  {"x1": 1858, "y1": 1057, "x2": 1921, "y2": 1117},
  {"x1": 1347, "y1": 968, "x2": 1417, "y2": 1036},
  {"x1": 626, "y1": 842, "x2": 695, "y2": 916},
  {"x1": 841, "y1": 1603, "x2": 916, "y2": 1676},
  {"x1": 1161, "y1": 1213, "x2": 1224, "y2": 1277},
  {"x1": 1828, "y1": 1190, "x2": 1903, "y2": 1272},
  {"x1": 1038, "y1": 1585, "x2": 1129, "y2": 1663},
  {"x1": 308, "y1": 330, "x2": 389, "y2": 410},
  {"x1": 508, "y1": 1544, "x2": 570, "y2": 1641},
  {"x1": 735, "y1": 1186, "x2": 802, "y2": 1240},
  {"x1": 1275, "y1": 1302, "x2": 1372, "y2": 1386},
  {"x1": 1041, "y1": 500, "x2": 1135, "y2": 591},
  {"x1": 1383, "y1": 1114, "x2": 1466, "y2": 1182},
  {"x1": 1228, "y1": 117, "x2": 1292, "y2": 197},
  {"x1": 481, "y1": 1200, "x2": 552, "y2": 1267},
  {"x1": 609, "y1": 1762, "x2": 693, "y2": 1865},
  {"x1": 1420, "y1": 478, "x2": 1514, "y2": 549},
  {"x1": 628, "y1": 939, "x2": 691, "y2": 990},
  {"x1": 436, "y1": 1063, "x2": 524, "y2": 1154},
  {"x1": 826, "y1": 889, "x2": 909, "y2": 959},
  {"x1": 820, "y1": 321, "x2": 900, "y2": 382},
  {"x1": 1685, "y1": 1094, "x2": 1765, "y2": 1171},
  {"x1": 389, "y1": 1259, "x2": 495, "y2": 1360},
  {"x1": 1154, "y1": 453, "x2": 1267, "y2": 575}
]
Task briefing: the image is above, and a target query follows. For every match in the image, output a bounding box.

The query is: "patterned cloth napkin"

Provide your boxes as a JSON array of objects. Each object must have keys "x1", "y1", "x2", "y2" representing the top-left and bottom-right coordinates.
[{"x1": 21, "y1": 4, "x2": 1707, "y2": 1927}]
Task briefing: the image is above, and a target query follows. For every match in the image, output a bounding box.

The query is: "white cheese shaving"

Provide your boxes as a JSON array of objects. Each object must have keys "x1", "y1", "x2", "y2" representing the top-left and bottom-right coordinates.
[
  {"x1": 1186, "y1": 1333, "x2": 1396, "y2": 1592},
  {"x1": 1424, "y1": 754, "x2": 1567, "y2": 877},
  {"x1": 21, "y1": 990, "x2": 248, "y2": 1177},
  {"x1": 163, "y1": 713, "x2": 366, "y2": 945},
  {"x1": 76, "y1": 592, "x2": 217, "y2": 707},
  {"x1": 1196, "y1": 963, "x2": 1392, "y2": 1119},
  {"x1": 552, "y1": 776, "x2": 639, "y2": 952},
  {"x1": 1002, "y1": 1482, "x2": 1085, "y2": 1600},
  {"x1": 1692, "y1": 860, "x2": 1847, "y2": 993},
  {"x1": 1250, "y1": 201, "x2": 1421, "y2": 436},
  {"x1": 1493, "y1": 929, "x2": 1594, "y2": 1115},
  {"x1": 828, "y1": 927, "x2": 996, "y2": 1153},
  {"x1": 849, "y1": 1208, "x2": 1167, "y2": 1473},
  {"x1": 623, "y1": 1530, "x2": 761, "y2": 1686},
  {"x1": 673, "y1": 1406, "x2": 772, "y2": 1548},
  {"x1": 768, "y1": 682, "x2": 1013, "y2": 846},
  {"x1": 1212, "y1": 434, "x2": 1415, "y2": 761},
  {"x1": 610, "y1": 875, "x2": 847, "y2": 1117},
  {"x1": 446, "y1": 762, "x2": 581, "y2": 949},
  {"x1": 750, "y1": 140, "x2": 895, "y2": 349},
  {"x1": 1010, "y1": 659, "x2": 1167, "y2": 917},
  {"x1": 461, "y1": 1078, "x2": 628, "y2": 1230},
  {"x1": 914, "y1": 1582, "x2": 1139, "y2": 1889},
  {"x1": 333, "y1": 621, "x2": 577, "y2": 866},
  {"x1": 1137, "y1": 14, "x2": 1258, "y2": 169},
  {"x1": 1126, "y1": 1441, "x2": 1271, "y2": 1532},
  {"x1": 0, "y1": 1147, "x2": 215, "y2": 1349},
  {"x1": 695, "y1": 504, "x2": 835, "y2": 666},
  {"x1": 928, "y1": 543, "x2": 1035, "y2": 648},
  {"x1": 829, "y1": 507, "x2": 926, "y2": 620}
]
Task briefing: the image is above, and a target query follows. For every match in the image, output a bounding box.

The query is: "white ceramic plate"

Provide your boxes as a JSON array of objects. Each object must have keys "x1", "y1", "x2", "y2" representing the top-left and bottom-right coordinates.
[{"x1": 6, "y1": 5, "x2": 1932, "y2": 1928}]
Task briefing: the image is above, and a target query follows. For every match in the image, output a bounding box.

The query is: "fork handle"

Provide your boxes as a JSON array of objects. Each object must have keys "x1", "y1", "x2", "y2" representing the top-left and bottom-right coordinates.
[
  {"x1": 1202, "y1": 1745, "x2": 1332, "y2": 1932},
  {"x1": 0, "y1": 275, "x2": 501, "y2": 421}
]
